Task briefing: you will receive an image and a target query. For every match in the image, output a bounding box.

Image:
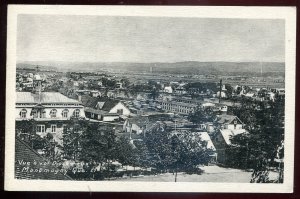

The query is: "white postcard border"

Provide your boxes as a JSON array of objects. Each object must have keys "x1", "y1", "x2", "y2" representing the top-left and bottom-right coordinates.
[{"x1": 5, "y1": 5, "x2": 296, "y2": 192}]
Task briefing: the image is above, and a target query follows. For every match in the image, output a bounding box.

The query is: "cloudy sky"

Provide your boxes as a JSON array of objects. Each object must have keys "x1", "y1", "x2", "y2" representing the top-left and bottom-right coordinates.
[{"x1": 17, "y1": 15, "x2": 285, "y2": 63}]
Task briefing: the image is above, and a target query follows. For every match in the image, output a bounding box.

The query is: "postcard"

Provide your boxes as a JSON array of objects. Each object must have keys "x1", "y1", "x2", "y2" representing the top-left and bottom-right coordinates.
[{"x1": 5, "y1": 5, "x2": 296, "y2": 192}]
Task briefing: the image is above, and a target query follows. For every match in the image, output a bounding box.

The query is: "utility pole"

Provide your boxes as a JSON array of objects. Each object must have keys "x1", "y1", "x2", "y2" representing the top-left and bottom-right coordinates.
[{"x1": 219, "y1": 79, "x2": 222, "y2": 103}]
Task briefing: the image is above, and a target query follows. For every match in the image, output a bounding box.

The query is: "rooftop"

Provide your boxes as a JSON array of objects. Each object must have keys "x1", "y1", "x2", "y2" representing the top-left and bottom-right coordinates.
[
  {"x1": 16, "y1": 92, "x2": 81, "y2": 104},
  {"x1": 215, "y1": 114, "x2": 243, "y2": 125},
  {"x1": 81, "y1": 95, "x2": 121, "y2": 111},
  {"x1": 220, "y1": 129, "x2": 247, "y2": 145},
  {"x1": 15, "y1": 137, "x2": 72, "y2": 180}
]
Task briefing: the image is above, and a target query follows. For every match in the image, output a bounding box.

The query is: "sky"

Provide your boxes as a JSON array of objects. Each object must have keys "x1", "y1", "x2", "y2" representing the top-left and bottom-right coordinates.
[{"x1": 17, "y1": 15, "x2": 285, "y2": 63}]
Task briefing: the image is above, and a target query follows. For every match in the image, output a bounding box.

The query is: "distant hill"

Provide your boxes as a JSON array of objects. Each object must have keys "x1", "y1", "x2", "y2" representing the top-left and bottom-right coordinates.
[
  {"x1": 17, "y1": 62, "x2": 58, "y2": 72},
  {"x1": 16, "y1": 61, "x2": 284, "y2": 76}
]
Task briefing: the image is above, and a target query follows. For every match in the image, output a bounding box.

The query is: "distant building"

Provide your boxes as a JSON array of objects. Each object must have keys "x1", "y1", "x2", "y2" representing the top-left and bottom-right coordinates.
[
  {"x1": 116, "y1": 82, "x2": 123, "y2": 89},
  {"x1": 160, "y1": 100, "x2": 197, "y2": 115},
  {"x1": 123, "y1": 116, "x2": 151, "y2": 137},
  {"x1": 214, "y1": 114, "x2": 244, "y2": 130},
  {"x1": 164, "y1": 86, "x2": 173, "y2": 94},
  {"x1": 216, "y1": 91, "x2": 227, "y2": 98}
]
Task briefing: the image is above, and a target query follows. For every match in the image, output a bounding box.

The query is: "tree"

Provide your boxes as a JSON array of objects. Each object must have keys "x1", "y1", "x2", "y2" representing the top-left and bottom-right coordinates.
[
  {"x1": 228, "y1": 99, "x2": 284, "y2": 183},
  {"x1": 144, "y1": 123, "x2": 211, "y2": 181},
  {"x1": 149, "y1": 87, "x2": 159, "y2": 100},
  {"x1": 132, "y1": 140, "x2": 152, "y2": 168},
  {"x1": 15, "y1": 119, "x2": 36, "y2": 143},
  {"x1": 60, "y1": 118, "x2": 88, "y2": 160},
  {"x1": 144, "y1": 124, "x2": 175, "y2": 173},
  {"x1": 170, "y1": 132, "x2": 212, "y2": 181},
  {"x1": 115, "y1": 136, "x2": 136, "y2": 167},
  {"x1": 120, "y1": 78, "x2": 130, "y2": 88},
  {"x1": 188, "y1": 106, "x2": 214, "y2": 125}
]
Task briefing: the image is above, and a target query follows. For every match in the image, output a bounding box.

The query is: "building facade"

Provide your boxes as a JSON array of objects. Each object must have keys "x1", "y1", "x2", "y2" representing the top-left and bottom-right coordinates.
[
  {"x1": 160, "y1": 100, "x2": 197, "y2": 115},
  {"x1": 16, "y1": 92, "x2": 85, "y2": 143}
]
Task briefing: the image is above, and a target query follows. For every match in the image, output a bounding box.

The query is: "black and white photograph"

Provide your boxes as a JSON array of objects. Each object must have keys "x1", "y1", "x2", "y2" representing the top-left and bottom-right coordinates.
[{"x1": 5, "y1": 5, "x2": 296, "y2": 192}]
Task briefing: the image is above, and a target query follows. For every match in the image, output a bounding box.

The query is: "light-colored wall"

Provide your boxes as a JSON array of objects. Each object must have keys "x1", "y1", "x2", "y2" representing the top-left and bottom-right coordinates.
[
  {"x1": 109, "y1": 102, "x2": 131, "y2": 116},
  {"x1": 226, "y1": 124, "x2": 243, "y2": 130},
  {"x1": 131, "y1": 123, "x2": 143, "y2": 134},
  {"x1": 37, "y1": 127, "x2": 64, "y2": 146},
  {"x1": 103, "y1": 115, "x2": 119, "y2": 122},
  {"x1": 16, "y1": 105, "x2": 85, "y2": 119}
]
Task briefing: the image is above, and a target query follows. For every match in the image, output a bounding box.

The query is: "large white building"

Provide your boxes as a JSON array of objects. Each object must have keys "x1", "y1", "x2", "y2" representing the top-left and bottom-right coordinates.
[
  {"x1": 160, "y1": 100, "x2": 197, "y2": 115},
  {"x1": 15, "y1": 92, "x2": 85, "y2": 141}
]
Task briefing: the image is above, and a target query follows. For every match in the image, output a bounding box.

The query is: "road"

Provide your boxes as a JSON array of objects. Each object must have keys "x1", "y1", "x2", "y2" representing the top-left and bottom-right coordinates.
[{"x1": 116, "y1": 166, "x2": 279, "y2": 183}]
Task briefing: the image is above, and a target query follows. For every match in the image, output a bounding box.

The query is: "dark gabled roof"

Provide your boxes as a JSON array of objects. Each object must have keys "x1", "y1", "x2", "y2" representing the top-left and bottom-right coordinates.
[
  {"x1": 101, "y1": 99, "x2": 120, "y2": 111},
  {"x1": 15, "y1": 137, "x2": 72, "y2": 180},
  {"x1": 215, "y1": 115, "x2": 244, "y2": 125},
  {"x1": 81, "y1": 95, "x2": 120, "y2": 111},
  {"x1": 81, "y1": 95, "x2": 99, "y2": 108}
]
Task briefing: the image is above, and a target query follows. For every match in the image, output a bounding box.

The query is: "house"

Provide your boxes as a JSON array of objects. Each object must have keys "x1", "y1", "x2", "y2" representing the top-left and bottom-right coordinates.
[
  {"x1": 116, "y1": 82, "x2": 123, "y2": 89},
  {"x1": 90, "y1": 90, "x2": 102, "y2": 97},
  {"x1": 214, "y1": 114, "x2": 244, "y2": 130},
  {"x1": 266, "y1": 92, "x2": 276, "y2": 102},
  {"x1": 216, "y1": 91, "x2": 227, "y2": 98},
  {"x1": 82, "y1": 95, "x2": 130, "y2": 122},
  {"x1": 213, "y1": 128, "x2": 247, "y2": 164},
  {"x1": 164, "y1": 86, "x2": 173, "y2": 94},
  {"x1": 212, "y1": 115, "x2": 247, "y2": 164},
  {"x1": 123, "y1": 116, "x2": 150, "y2": 137},
  {"x1": 198, "y1": 132, "x2": 216, "y2": 150}
]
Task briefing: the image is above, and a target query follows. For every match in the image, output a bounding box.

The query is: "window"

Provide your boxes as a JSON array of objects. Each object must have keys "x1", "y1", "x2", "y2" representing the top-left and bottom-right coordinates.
[
  {"x1": 233, "y1": 120, "x2": 237, "y2": 129},
  {"x1": 50, "y1": 109, "x2": 57, "y2": 118},
  {"x1": 41, "y1": 110, "x2": 46, "y2": 118},
  {"x1": 73, "y1": 109, "x2": 80, "y2": 118},
  {"x1": 31, "y1": 110, "x2": 38, "y2": 118},
  {"x1": 20, "y1": 109, "x2": 27, "y2": 118},
  {"x1": 117, "y1": 109, "x2": 123, "y2": 114},
  {"x1": 62, "y1": 109, "x2": 69, "y2": 118},
  {"x1": 36, "y1": 125, "x2": 45, "y2": 133},
  {"x1": 51, "y1": 124, "x2": 57, "y2": 133}
]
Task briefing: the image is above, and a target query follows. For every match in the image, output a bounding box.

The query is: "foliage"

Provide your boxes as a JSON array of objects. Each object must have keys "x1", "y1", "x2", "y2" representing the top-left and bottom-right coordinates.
[
  {"x1": 188, "y1": 106, "x2": 214, "y2": 125},
  {"x1": 115, "y1": 136, "x2": 136, "y2": 167},
  {"x1": 227, "y1": 99, "x2": 284, "y2": 183},
  {"x1": 16, "y1": 120, "x2": 57, "y2": 160},
  {"x1": 144, "y1": 124, "x2": 212, "y2": 181},
  {"x1": 60, "y1": 117, "x2": 88, "y2": 160}
]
